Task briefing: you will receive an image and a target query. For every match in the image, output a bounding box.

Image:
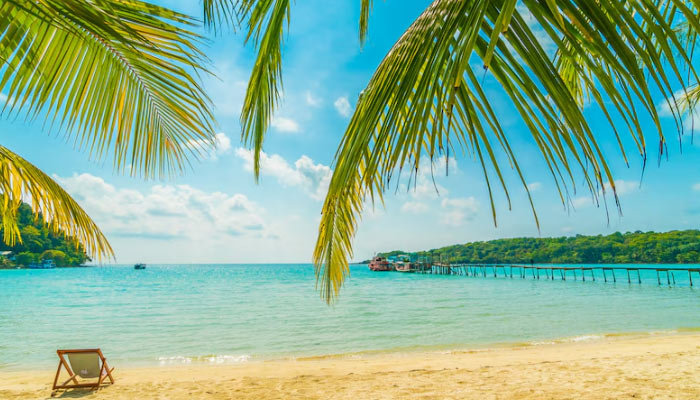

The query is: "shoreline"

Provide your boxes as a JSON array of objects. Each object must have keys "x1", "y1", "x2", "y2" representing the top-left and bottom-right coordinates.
[
  {"x1": 4, "y1": 326, "x2": 699, "y2": 372},
  {"x1": 3, "y1": 331, "x2": 700, "y2": 399}
]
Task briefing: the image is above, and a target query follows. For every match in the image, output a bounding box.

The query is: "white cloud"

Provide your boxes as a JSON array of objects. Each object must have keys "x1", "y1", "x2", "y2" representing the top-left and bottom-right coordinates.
[
  {"x1": 527, "y1": 182, "x2": 542, "y2": 192},
  {"x1": 398, "y1": 155, "x2": 459, "y2": 216},
  {"x1": 215, "y1": 132, "x2": 232, "y2": 153},
  {"x1": 334, "y1": 96, "x2": 352, "y2": 117},
  {"x1": 604, "y1": 179, "x2": 638, "y2": 196},
  {"x1": 271, "y1": 117, "x2": 300, "y2": 133},
  {"x1": 305, "y1": 91, "x2": 322, "y2": 107},
  {"x1": 693, "y1": 183, "x2": 700, "y2": 191},
  {"x1": 571, "y1": 179, "x2": 638, "y2": 208},
  {"x1": 657, "y1": 88, "x2": 700, "y2": 132},
  {"x1": 418, "y1": 155, "x2": 459, "y2": 177},
  {"x1": 55, "y1": 173, "x2": 270, "y2": 241},
  {"x1": 572, "y1": 196, "x2": 593, "y2": 208},
  {"x1": 407, "y1": 179, "x2": 448, "y2": 201},
  {"x1": 401, "y1": 201, "x2": 429, "y2": 214},
  {"x1": 401, "y1": 155, "x2": 459, "y2": 200},
  {"x1": 188, "y1": 132, "x2": 232, "y2": 161},
  {"x1": 235, "y1": 148, "x2": 332, "y2": 201},
  {"x1": 440, "y1": 197, "x2": 478, "y2": 227},
  {"x1": 441, "y1": 197, "x2": 478, "y2": 210}
]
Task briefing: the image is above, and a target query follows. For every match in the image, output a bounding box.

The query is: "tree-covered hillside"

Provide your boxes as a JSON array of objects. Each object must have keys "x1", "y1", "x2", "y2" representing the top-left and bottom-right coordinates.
[
  {"x1": 0, "y1": 203, "x2": 90, "y2": 268},
  {"x1": 379, "y1": 231, "x2": 700, "y2": 264}
]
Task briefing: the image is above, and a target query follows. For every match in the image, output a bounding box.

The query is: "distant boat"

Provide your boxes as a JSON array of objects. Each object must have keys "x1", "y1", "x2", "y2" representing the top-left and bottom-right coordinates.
[
  {"x1": 28, "y1": 259, "x2": 55, "y2": 269},
  {"x1": 394, "y1": 261, "x2": 415, "y2": 273},
  {"x1": 369, "y1": 256, "x2": 392, "y2": 271},
  {"x1": 134, "y1": 263, "x2": 146, "y2": 270}
]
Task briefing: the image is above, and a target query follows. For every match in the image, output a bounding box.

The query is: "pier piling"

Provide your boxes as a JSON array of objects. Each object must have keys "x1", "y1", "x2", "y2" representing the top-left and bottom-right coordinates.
[{"x1": 412, "y1": 262, "x2": 696, "y2": 289}]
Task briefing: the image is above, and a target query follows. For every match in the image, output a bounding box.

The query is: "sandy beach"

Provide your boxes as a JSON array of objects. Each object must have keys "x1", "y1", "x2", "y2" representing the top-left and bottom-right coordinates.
[{"x1": 2, "y1": 332, "x2": 699, "y2": 399}]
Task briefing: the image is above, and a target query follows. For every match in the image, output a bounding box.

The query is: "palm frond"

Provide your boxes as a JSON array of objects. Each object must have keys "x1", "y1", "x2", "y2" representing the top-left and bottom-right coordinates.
[
  {"x1": 359, "y1": 0, "x2": 373, "y2": 45},
  {"x1": 313, "y1": 0, "x2": 697, "y2": 303},
  {"x1": 239, "y1": 0, "x2": 290, "y2": 180},
  {"x1": 0, "y1": 0, "x2": 217, "y2": 179},
  {"x1": 202, "y1": 0, "x2": 239, "y2": 32},
  {"x1": 0, "y1": 145, "x2": 112, "y2": 260}
]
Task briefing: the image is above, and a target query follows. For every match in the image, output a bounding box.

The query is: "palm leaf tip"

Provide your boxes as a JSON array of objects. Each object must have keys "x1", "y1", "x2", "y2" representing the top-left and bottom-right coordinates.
[
  {"x1": 0, "y1": 146, "x2": 113, "y2": 261},
  {"x1": 359, "y1": 0, "x2": 373, "y2": 45},
  {"x1": 202, "y1": 0, "x2": 239, "y2": 32}
]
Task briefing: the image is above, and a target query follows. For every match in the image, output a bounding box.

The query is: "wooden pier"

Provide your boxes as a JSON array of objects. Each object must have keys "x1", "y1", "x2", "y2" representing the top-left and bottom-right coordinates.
[{"x1": 413, "y1": 262, "x2": 700, "y2": 287}]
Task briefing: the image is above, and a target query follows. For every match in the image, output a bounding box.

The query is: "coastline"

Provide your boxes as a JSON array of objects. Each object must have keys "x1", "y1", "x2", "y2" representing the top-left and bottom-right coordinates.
[
  {"x1": 3, "y1": 331, "x2": 699, "y2": 399},
  {"x1": 0, "y1": 264, "x2": 89, "y2": 270}
]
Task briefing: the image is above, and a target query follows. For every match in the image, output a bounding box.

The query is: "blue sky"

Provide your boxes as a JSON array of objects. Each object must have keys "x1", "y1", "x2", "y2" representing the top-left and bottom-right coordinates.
[{"x1": 3, "y1": 1, "x2": 700, "y2": 263}]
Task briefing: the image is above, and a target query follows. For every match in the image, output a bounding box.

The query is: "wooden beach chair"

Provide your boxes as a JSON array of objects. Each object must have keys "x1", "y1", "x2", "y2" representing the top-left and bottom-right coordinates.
[{"x1": 52, "y1": 349, "x2": 115, "y2": 393}]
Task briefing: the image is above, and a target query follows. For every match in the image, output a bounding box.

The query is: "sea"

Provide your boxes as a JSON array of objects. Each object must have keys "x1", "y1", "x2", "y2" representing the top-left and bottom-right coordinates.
[{"x1": 1, "y1": 264, "x2": 699, "y2": 370}]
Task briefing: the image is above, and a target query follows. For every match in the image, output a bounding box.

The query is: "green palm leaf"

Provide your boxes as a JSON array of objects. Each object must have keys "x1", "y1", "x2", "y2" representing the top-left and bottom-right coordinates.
[
  {"x1": 0, "y1": 145, "x2": 112, "y2": 260},
  {"x1": 239, "y1": 0, "x2": 290, "y2": 180},
  {"x1": 202, "y1": 0, "x2": 239, "y2": 32},
  {"x1": 359, "y1": 0, "x2": 373, "y2": 45}
]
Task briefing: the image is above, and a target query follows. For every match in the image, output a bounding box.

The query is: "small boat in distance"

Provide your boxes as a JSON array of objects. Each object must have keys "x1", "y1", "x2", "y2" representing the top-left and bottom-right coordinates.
[
  {"x1": 369, "y1": 256, "x2": 392, "y2": 271},
  {"x1": 134, "y1": 263, "x2": 146, "y2": 270}
]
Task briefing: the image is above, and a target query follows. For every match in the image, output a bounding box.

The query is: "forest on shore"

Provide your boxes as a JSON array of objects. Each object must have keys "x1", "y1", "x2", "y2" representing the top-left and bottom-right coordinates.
[
  {"x1": 377, "y1": 230, "x2": 700, "y2": 264},
  {"x1": 0, "y1": 203, "x2": 89, "y2": 268}
]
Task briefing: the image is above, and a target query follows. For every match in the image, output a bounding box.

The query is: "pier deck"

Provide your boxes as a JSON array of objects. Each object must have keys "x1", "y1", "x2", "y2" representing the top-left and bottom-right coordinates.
[{"x1": 414, "y1": 263, "x2": 700, "y2": 287}]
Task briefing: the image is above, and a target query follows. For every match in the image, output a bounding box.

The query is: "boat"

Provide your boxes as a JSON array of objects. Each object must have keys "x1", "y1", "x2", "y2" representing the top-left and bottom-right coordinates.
[
  {"x1": 394, "y1": 261, "x2": 416, "y2": 273},
  {"x1": 134, "y1": 263, "x2": 146, "y2": 270},
  {"x1": 28, "y1": 259, "x2": 55, "y2": 269},
  {"x1": 369, "y1": 256, "x2": 392, "y2": 271}
]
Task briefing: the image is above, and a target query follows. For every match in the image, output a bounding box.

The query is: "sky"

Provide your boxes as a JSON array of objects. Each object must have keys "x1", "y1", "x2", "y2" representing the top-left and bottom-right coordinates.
[{"x1": 3, "y1": 1, "x2": 700, "y2": 264}]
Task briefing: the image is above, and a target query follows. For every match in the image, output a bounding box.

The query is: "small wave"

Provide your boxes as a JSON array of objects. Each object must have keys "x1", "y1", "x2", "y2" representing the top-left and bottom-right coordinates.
[
  {"x1": 201, "y1": 354, "x2": 251, "y2": 364},
  {"x1": 527, "y1": 334, "x2": 602, "y2": 346},
  {"x1": 529, "y1": 341, "x2": 556, "y2": 346},
  {"x1": 566, "y1": 334, "x2": 603, "y2": 343},
  {"x1": 158, "y1": 354, "x2": 251, "y2": 365},
  {"x1": 158, "y1": 355, "x2": 192, "y2": 365}
]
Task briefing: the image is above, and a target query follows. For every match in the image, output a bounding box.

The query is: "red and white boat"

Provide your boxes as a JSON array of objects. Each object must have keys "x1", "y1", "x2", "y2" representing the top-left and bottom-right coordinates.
[{"x1": 369, "y1": 256, "x2": 392, "y2": 271}]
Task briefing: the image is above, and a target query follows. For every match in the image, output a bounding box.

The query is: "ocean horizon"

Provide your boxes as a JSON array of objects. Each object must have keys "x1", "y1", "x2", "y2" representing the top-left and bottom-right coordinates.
[{"x1": 2, "y1": 263, "x2": 700, "y2": 371}]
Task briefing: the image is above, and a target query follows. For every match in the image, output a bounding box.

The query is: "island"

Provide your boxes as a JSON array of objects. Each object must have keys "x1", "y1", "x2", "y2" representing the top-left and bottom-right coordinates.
[
  {"x1": 369, "y1": 230, "x2": 700, "y2": 264},
  {"x1": 0, "y1": 203, "x2": 90, "y2": 269}
]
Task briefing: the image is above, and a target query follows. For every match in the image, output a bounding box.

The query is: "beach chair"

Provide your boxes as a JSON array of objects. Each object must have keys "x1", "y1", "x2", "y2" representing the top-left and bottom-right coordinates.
[{"x1": 52, "y1": 349, "x2": 115, "y2": 392}]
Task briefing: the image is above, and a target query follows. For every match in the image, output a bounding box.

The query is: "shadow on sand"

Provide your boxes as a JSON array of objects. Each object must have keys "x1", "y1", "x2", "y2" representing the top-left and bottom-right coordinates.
[{"x1": 49, "y1": 386, "x2": 112, "y2": 399}]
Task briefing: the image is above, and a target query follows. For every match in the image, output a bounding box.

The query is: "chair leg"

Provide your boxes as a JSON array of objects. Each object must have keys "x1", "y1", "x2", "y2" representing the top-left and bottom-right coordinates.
[
  {"x1": 60, "y1": 374, "x2": 79, "y2": 387},
  {"x1": 52, "y1": 361, "x2": 63, "y2": 390},
  {"x1": 103, "y1": 365, "x2": 115, "y2": 384},
  {"x1": 53, "y1": 358, "x2": 79, "y2": 390}
]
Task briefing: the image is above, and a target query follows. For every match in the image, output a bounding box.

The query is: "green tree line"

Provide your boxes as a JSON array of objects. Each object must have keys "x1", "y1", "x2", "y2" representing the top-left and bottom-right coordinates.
[
  {"x1": 0, "y1": 204, "x2": 89, "y2": 268},
  {"x1": 379, "y1": 231, "x2": 700, "y2": 264}
]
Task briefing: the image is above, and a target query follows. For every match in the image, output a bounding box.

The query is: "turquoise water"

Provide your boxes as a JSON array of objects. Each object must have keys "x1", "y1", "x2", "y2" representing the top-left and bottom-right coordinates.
[{"x1": 1, "y1": 264, "x2": 700, "y2": 370}]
